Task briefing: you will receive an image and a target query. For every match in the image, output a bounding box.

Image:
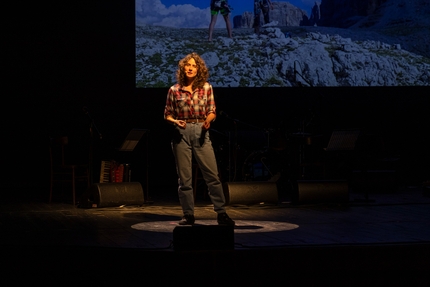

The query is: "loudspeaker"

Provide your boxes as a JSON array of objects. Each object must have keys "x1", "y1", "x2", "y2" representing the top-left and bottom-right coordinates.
[
  {"x1": 173, "y1": 225, "x2": 234, "y2": 251},
  {"x1": 294, "y1": 180, "x2": 349, "y2": 204},
  {"x1": 223, "y1": 181, "x2": 278, "y2": 205},
  {"x1": 85, "y1": 182, "x2": 145, "y2": 208}
]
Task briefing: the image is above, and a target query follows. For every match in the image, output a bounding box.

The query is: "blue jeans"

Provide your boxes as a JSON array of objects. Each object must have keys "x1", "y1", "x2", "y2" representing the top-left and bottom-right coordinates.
[{"x1": 171, "y1": 122, "x2": 226, "y2": 215}]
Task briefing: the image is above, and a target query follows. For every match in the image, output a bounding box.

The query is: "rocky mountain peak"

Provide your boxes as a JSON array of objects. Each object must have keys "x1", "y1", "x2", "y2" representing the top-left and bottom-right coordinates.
[{"x1": 233, "y1": 2, "x2": 308, "y2": 28}]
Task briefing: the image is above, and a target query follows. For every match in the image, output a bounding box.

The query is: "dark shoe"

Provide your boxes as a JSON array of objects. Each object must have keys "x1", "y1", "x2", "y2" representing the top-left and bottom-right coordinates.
[
  {"x1": 178, "y1": 214, "x2": 195, "y2": 225},
  {"x1": 217, "y1": 213, "x2": 235, "y2": 226}
]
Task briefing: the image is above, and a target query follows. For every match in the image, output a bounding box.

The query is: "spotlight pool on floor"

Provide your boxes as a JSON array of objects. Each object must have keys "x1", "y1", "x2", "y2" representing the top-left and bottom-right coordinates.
[{"x1": 131, "y1": 220, "x2": 299, "y2": 233}]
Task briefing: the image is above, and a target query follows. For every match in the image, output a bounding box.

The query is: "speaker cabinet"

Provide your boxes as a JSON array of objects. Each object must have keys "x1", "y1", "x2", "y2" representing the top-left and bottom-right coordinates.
[
  {"x1": 173, "y1": 225, "x2": 234, "y2": 251},
  {"x1": 223, "y1": 181, "x2": 278, "y2": 205},
  {"x1": 86, "y1": 182, "x2": 145, "y2": 208},
  {"x1": 294, "y1": 180, "x2": 349, "y2": 204}
]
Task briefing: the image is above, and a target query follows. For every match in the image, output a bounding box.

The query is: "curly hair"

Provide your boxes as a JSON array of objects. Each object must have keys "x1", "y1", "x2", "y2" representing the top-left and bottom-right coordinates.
[{"x1": 176, "y1": 52, "x2": 209, "y2": 90}]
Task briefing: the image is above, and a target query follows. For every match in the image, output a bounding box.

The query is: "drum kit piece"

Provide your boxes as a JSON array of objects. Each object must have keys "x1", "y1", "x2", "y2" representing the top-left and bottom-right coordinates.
[
  {"x1": 212, "y1": 118, "x2": 325, "y2": 184},
  {"x1": 209, "y1": 112, "x2": 363, "y2": 204}
]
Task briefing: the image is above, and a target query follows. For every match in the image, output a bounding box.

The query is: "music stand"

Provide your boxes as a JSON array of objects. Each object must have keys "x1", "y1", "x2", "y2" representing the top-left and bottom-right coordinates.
[
  {"x1": 322, "y1": 129, "x2": 360, "y2": 181},
  {"x1": 119, "y1": 128, "x2": 151, "y2": 203},
  {"x1": 325, "y1": 130, "x2": 360, "y2": 151},
  {"x1": 119, "y1": 129, "x2": 147, "y2": 151}
]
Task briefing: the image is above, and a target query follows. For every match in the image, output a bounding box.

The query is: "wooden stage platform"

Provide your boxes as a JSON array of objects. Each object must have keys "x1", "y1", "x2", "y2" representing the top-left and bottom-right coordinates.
[{"x1": 1, "y1": 186, "x2": 429, "y2": 286}]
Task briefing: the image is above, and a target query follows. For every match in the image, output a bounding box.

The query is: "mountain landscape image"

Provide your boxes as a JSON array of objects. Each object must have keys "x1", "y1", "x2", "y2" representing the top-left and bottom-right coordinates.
[{"x1": 136, "y1": 0, "x2": 430, "y2": 88}]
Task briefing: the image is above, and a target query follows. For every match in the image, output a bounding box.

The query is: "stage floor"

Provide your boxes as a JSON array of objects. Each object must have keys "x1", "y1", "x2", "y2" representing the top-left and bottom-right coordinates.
[
  {"x1": 2, "y1": 187, "x2": 430, "y2": 249},
  {"x1": 2, "y1": 186, "x2": 430, "y2": 286}
]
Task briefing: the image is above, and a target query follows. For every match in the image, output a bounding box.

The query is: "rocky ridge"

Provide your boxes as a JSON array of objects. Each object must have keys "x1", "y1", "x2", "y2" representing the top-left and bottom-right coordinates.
[
  {"x1": 136, "y1": 24, "x2": 429, "y2": 88},
  {"x1": 234, "y1": 2, "x2": 308, "y2": 28},
  {"x1": 233, "y1": 0, "x2": 429, "y2": 58}
]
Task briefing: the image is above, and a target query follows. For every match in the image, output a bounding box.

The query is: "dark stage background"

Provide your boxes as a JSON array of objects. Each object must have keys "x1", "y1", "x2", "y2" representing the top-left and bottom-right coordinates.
[{"x1": 7, "y1": 2, "x2": 429, "y2": 201}]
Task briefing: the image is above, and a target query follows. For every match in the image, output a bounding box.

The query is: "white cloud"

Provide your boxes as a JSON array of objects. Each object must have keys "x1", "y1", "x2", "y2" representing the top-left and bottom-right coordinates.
[{"x1": 136, "y1": 0, "x2": 228, "y2": 29}]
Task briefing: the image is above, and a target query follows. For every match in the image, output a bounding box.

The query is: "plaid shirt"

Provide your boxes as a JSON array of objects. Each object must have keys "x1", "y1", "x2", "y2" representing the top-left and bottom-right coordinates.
[{"x1": 164, "y1": 82, "x2": 216, "y2": 120}]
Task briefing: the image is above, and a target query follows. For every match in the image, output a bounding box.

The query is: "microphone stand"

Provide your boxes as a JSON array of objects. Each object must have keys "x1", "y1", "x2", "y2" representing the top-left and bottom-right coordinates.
[
  {"x1": 83, "y1": 107, "x2": 102, "y2": 185},
  {"x1": 221, "y1": 113, "x2": 269, "y2": 181}
]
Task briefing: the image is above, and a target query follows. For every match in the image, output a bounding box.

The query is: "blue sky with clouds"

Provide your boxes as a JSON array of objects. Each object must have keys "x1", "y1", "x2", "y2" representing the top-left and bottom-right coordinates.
[
  {"x1": 159, "y1": 0, "x2": 315, "y2": 16},
  {"x1": 136, "y1": 0, "x2": 317, "y2": 28}
]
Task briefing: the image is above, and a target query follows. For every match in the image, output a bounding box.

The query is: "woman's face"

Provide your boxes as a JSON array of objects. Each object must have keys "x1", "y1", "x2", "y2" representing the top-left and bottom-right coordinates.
[{"x1": 184, "y1": 58, "x2": 198, "y2": 80}]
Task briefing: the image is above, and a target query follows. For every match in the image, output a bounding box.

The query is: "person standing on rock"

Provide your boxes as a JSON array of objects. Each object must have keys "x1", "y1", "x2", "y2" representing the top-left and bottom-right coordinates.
[
  {"x1": 208, "y1": 0, "x2": 233, "y2": 41},
  {"x1": 254, "y1": 0, "x2": 274, "y2": 35}
]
